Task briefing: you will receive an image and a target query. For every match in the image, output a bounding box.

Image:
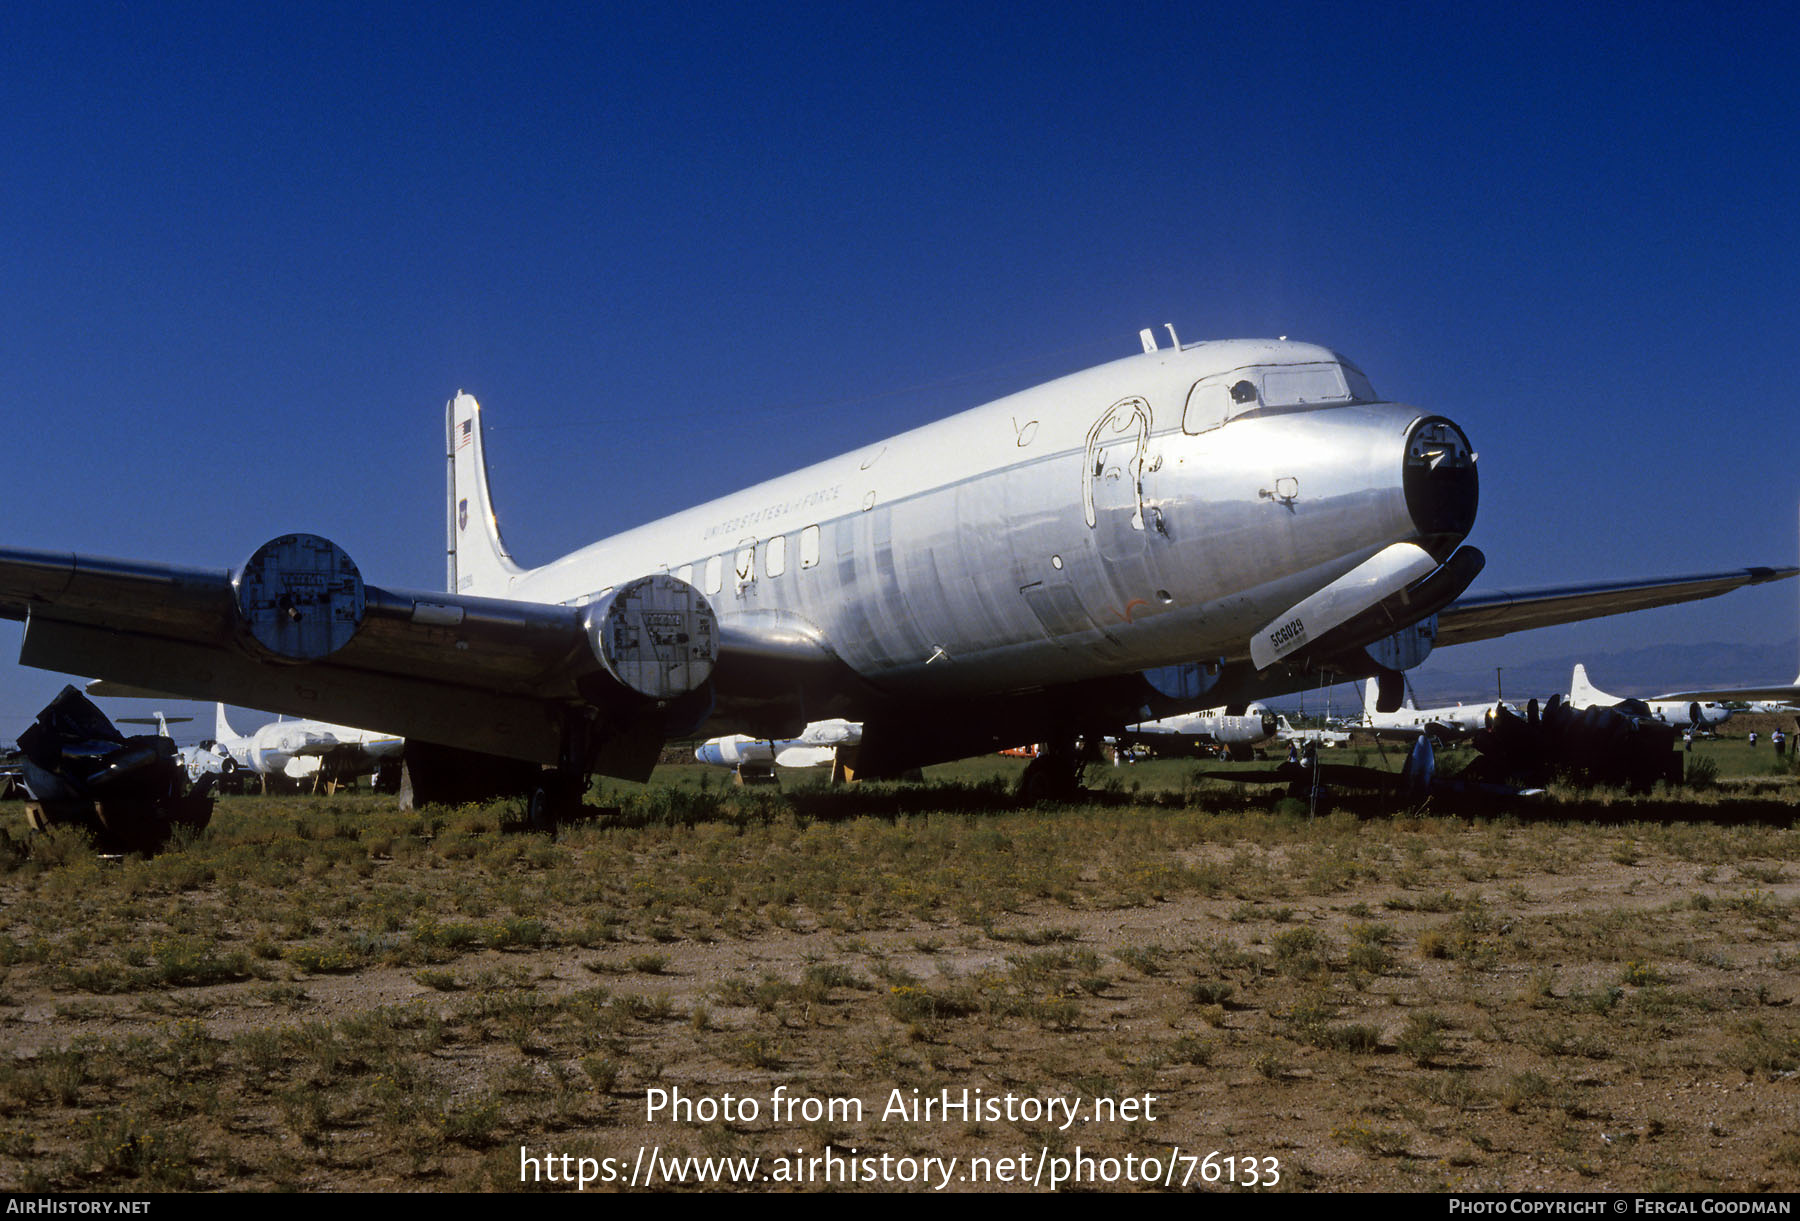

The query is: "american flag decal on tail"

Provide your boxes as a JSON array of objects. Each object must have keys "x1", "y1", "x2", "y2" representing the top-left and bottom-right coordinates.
[{"x1": 457, "y1": 419, "x2": 473, "y2": 450}]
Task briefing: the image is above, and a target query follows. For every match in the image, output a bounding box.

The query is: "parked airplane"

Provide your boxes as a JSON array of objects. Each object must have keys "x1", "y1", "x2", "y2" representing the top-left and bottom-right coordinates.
[
  {"x1": 1747, "y1": 682, "x2": 1800, "y2": 714},
  {"x1": 2, "y1": 334, "x2": 1793, "y2": 815},
  {"x1": 695, "y1": 718, "x2": 862, "y2": 776},
  {"x1": 1119, "y1": 705, "x2": 1276, "y2": 760},
  {"x1": 207, "y1": 703, "x2": 406, "y2": 792},
  {"x1": 1358, "y1": 678, "x2": 1511, "y2": 741},
  {"x1": 1631, "y1": 672, "x2": 1800, "y2": 714},
  {"x1": 1275, "y1": 716, "x2": 1350, "y2": 748},
  {"x1": 1568, "y1": 664, "x2": 1735, "y2": 729}
]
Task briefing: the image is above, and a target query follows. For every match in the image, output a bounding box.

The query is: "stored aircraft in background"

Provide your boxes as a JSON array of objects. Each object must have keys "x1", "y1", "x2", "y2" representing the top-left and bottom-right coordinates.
[
  {"x1": 199, "y1": 703, "x2": 405, "y2": 792},
  {"x1": 1275, "y1": 716, "x2": 1350, "y2": 749},
  {"x1": 1746, "y1": 681, "x2": 1800, "y2": 714},
  {"x1": 1568, "y1": 664, "x2": 1734, "y2": 730},
  {"x1": 1119, "y1": 705, "x2": 1275, "y2": 759},
  {"x1": 1357, "y1": 678, "x2": 1512, "y2": 741},
  {"x1": 1636, "y1": 671, "x2": 1799, "y2": 715},
  {"x1": 695, "y1": 718, "x2": 861, "y2": 780},
  {"x1": 2, "y1": 333, "x2": 1794, "y2": 813}
]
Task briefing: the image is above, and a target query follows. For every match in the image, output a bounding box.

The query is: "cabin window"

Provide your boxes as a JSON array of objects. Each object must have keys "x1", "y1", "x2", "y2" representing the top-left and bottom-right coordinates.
[
  {"x1": 676, "y1": 563, "x2": 693, "y2": 587},
  {"x1": 704, "y1": 555, "x2": 723, "y2": 596},
  {"x1": 800, "y1": 524, "x2": 820, "y2": 569},
  {"x1": 766, "y1": 533, "x2": 787, "y2": 578},
  {"x1": 735, "y1": 541, "x2": 756, "y2": 586}
]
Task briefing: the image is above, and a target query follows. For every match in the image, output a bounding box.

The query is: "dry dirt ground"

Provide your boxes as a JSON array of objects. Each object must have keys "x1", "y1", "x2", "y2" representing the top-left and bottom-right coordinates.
[{"x1": 0, "y1": 770, "x2": 1797, "y2": 1193}]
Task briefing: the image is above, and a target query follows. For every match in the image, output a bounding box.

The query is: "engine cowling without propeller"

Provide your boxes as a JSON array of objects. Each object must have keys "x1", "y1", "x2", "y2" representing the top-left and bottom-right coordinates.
[
  {"x1": 233, "y1": 534, "x2": 367, "y2": 662},
  {"x1": 580, "y1": 573, "x2": 717, "y2": 705}
]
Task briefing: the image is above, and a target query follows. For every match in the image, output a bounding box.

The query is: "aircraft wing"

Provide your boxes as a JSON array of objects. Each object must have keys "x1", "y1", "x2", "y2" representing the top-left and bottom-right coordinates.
[
  {"x1": 1435, "y1": 566, "x2": 1798, "y2": 649},
  {"x1": 0, "y1": 545, "x2": 612, "y2": 763},
  {"x1": 1359, "y1": 722, "x2": 1472, "y2": 742},
  {"x1": 1646, "y1": 682, "x2": 1800, "y2": 703},
  {"x1": 0, "y1": 541, "x2": 815, "y2": 768}
]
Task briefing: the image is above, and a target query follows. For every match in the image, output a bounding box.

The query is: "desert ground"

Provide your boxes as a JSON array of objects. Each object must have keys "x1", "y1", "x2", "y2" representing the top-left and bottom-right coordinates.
[{"x1": 1, "y1": 732, "x2": 1797, "y2": 1193}]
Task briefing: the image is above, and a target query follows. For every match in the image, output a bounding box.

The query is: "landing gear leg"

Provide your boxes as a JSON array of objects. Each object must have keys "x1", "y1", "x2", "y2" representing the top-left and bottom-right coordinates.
[
  {"x1": 1019, "y1": 732, "x2": 1097, "y2": 801},
  {"x1": 528, "y1": 711, "x2": 594, "y2": 831},
  {"x1": 527, "y1": 770, "x2": 584, "y2": 831}
]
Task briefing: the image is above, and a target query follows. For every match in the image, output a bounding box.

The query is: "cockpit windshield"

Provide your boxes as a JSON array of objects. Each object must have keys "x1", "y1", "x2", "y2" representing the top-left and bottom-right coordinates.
[
  {"x1": 1259, "y1": 362, "x2": 1377, "y2": 406},
  {"x1": 1181, "y1": 359, "x2": 1378, "y2": 435}
]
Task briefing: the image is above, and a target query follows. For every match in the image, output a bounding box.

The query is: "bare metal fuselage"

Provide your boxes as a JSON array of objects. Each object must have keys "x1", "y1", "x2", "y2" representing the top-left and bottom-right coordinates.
[{"x1": 471, "y1": 339, "x2": 1475, "y2": 764}]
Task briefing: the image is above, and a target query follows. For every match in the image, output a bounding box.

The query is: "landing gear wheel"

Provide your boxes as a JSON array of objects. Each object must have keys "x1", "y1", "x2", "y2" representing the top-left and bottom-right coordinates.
[{"x1": 527, "y1": 771, "x2": 584, "y2": 832}]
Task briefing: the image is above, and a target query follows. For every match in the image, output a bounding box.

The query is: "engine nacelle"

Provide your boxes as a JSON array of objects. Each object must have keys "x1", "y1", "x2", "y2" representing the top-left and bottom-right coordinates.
[
  {"x1": 1358, "y1": 614, "x2": 1436, "y2": 675},
  {"x1": 582, "y1": 573, "x2": 717, "y2": 703},
  {"x1": 234, "y1": 534, "x2": 367, "y2": 662}
]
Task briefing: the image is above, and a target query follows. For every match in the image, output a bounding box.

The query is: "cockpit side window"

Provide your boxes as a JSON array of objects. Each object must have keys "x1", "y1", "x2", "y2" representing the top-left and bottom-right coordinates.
[{"x1": 1182, "y1": 379, "x2": 1233, "y2": 434}]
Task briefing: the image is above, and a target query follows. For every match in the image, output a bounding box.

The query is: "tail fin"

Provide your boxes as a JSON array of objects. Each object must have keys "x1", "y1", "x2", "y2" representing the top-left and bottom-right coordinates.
[
  {"x1": 215, "y1": 703, "x2": 242, "y2": 743},
  {"x1": 1361, "y1": 678, "x2": 1379, "y2": 721},
  {"x1": 1569, "y1": 663, "x2": 1609, "y2": 707},
  {"x1": 446, "y1": 392, "x2": 528, "y2": 597}
]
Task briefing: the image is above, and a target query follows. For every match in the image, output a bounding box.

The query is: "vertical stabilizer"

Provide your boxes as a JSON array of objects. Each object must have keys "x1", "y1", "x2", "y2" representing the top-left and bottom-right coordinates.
[
  {"x1": 446, "y1": 392, "x2": 528, "y2": 597},
  {"x1": 1569, "y1": 664, "x2": 1610, "y2": 708},
  {"x1": 215, "y1": 703, "x2": 241, "y2": 743}
]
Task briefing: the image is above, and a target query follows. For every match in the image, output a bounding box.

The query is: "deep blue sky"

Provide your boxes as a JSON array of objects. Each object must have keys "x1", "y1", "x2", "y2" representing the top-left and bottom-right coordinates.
[{"x1": 3, "y1": 2, "x2": 1796, "y2": 732}]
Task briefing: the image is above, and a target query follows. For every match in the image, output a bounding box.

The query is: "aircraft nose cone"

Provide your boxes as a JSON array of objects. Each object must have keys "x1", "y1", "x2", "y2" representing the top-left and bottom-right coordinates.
[
  {"x1": 694, "y1": 744, "x2": 721, "y2": 765},
  {"x1": 1403, "y1": 416, "x2": 1478, "y2": 557}
]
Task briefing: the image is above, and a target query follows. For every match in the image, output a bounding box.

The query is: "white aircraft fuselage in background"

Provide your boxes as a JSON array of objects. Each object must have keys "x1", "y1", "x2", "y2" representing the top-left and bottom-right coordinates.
[
  {"x1": 1276, "y1": 716, "x2": 1350, "y2": 748},
  {"x1": 3, "y1": 334, "x2": 1792, "y2": 806},
  {"x1": 1568, "y1": 664, "x2": 1733, "y2": 730},
  {"x1": 210, "y1": 704, "x2": 405, "y2": 784},
  {"x1": 1358, "y1": 678, "x2": 1511, "y2": 741},
  {"x1": 695, "y1": 718, "x2": 861, "y2": 771},
  {"x1": 1121, "y1": 706, "x2": 1276, "y2": 754}
]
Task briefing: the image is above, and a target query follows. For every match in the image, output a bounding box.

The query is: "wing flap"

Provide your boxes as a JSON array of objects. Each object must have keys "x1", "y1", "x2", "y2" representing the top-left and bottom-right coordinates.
[{"x1": 21, "y1": 617, "x2": 565, "y2": 762}]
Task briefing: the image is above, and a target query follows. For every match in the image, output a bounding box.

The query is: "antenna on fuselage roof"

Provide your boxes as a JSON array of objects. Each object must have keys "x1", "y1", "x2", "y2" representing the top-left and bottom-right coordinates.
[{"x1": 1138, "y1": 323, "x2": 1181, "y2": 354}]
